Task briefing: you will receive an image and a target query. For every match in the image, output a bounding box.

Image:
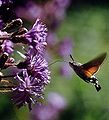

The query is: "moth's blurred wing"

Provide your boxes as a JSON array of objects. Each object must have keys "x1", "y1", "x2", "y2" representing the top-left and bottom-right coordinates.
[{"x1": 82, "y1": 52, "x2": 107, "y2": 76}]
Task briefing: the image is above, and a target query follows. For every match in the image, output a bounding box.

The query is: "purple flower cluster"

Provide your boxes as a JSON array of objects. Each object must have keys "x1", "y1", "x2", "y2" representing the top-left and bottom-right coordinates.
[
  {"x1": 0, "y1": 0, "x2": 50, "y2": 110},
  {"x1": 25, "y1": 19, "x2": 48, "y2": 54},
  {"x1": 58, "y1": 37, "x2": 74, "y2": 78},
  {"x1": 11, "y1": 0, "x2": 74, "y2": 80},
  {"x1": 16, "y1": 0, "x2": 70, "y2": 30},
  {"x1": 31, "y1": 92, "x2": 67, "y2": 120},
  {"x1": 16, "y1": 0, "x2": 74, "y2": 79}
]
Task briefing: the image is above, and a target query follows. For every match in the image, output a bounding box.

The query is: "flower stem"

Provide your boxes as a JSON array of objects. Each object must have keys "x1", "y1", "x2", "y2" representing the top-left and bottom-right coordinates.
[
  {"x1": 0, "y1": 35, "x2": 11, "y2": 40},
  {"x1": 0, "y1": 74, "x2": 16, "y2": 79}
]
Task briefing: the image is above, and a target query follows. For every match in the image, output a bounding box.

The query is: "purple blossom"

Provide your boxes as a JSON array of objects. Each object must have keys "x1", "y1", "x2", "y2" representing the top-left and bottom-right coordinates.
[
  {"x1": 0, "y1": 0, "x2": 51, "y2": 111},
  {"x1": 25, "y1": 19, "x2": 48, "y2": 53},
  {"x1": 44, "y1": 1, "x2": 64, "y2": 30},
  {"x1": 47, "y1": 32, "x2": 58, "y2": 45},
  {"x1": 12, "y1": 69, "x2": 48, "y2": 110},
  {"x1": 48, "y1": 92, "x2": 67, "y2": 110},
  {"x1": 60, "y1": 62, "x2": 73, "y2": 78},
  {"x1": 31, "y1": 92, "x2": 67, "y2": 120},
  {"x1": 0, "y1": 30, "x2": 8, "y2": 36},
  {"x1": 28, "y1": 54, "x2": 50, "y2": 84},
  {"x1": 20, "y1": 47, "x2": 51, "y2": 84},
  {"x1": 44, "y1": 0, "x2": 66, "y2": 21},
  {"x1": 16, "y1": 1, "x2": 44, "y2": 22},
  {"x1": 44, "y1": 51, "x2": 52, "y2": 63},
  {"x1": 1, "y1": 40, "x2": 13, "y2": 54},
  {"x1": 0, "y1": 30, "x2": 8, "y2": 47},
  {"x1": 14, "y1": 46, "x2": 50, "y2": 110},
  {"x1": 32, "y1": 104, "x2": 58, "y2": 120},
  {"x1": 55, "y1": 0, "x2": 70, "y2": 9},
  {"x1": 58, "y1": 37, "x2": 73, "y2": 58},
  {"x1": 15, "y1": 0, "x2": 70, "y2": 30}
]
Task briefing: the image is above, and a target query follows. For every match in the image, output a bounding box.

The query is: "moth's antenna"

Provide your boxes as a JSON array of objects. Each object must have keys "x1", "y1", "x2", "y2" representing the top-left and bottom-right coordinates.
[
  {"x1": 70, "y1": 54, "x2": 74, "y2": 61},
  {"x1": 48, "y1": 60, "x2": 68, "y2": 67}
]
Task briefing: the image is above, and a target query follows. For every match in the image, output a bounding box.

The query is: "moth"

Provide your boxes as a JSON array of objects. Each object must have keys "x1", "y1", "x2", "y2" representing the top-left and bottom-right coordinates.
[{"x1": 69, "y1": 52, "x2": 107, "y2": 92}]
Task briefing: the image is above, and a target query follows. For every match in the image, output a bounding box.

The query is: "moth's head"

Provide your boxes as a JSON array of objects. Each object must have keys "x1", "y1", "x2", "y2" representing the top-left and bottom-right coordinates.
[
  {"x1": 69, "y1": 54, "x2": 82, "y2": 67},
  {"x1": 69, "y1": 55, "x2": 76, "y2": 67},
  {"x1": 69, "y1": 62, "x2": 74, "y2": 68},
  {"x1": 69, "y1": 61, "x2": 81, "y2": 67},
  {"x1": 70, "y1": 54, "x2": 74, "y2": 61}
]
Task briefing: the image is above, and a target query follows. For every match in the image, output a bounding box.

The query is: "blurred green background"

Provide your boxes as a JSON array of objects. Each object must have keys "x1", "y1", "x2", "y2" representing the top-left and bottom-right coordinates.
[{"x1": 1, "y1": 0, "x2": 109, "y2": 120}]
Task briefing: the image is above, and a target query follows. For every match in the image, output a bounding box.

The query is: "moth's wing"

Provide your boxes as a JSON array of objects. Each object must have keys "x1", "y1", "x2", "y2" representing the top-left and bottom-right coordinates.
[{"x1": 82, "y1": 52, "x2": 107, "y2": 76}]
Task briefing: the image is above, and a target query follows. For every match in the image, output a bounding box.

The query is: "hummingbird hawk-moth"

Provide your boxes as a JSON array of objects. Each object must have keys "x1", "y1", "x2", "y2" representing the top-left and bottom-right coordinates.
[{"x1": 69, "y1": 52, "x2": 107, "y2": 92}]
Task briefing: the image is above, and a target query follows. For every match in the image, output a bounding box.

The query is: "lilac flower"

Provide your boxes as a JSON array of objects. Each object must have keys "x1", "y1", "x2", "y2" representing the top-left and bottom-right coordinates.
[
  {"x1": 48, "y1": 92, "x2": 67, "y2": 110},
  {"x1": 47, "y1": 32, "x2": 58, "y2": 45},
  {"x1": 0, "y1": 30, "x2": 9, "y2": 46},
  {"x1": 60, "y1": 62, "x2": 73, "y2": 78},
  {"x1": 0, "y1": 0, "x2": 51, "y2": 111},
  {"x1": 44, "y1": 1, "x2": 64, "y2": 30},
  {"x1": 55, "y1": 0, "x2": 70, "y2": 9},
  {"x1": 45, "y1": 0, "x2": 66, "y2": 21},
  {"x1": 1, "y1": 40, "x2": 13, "y2": 54},
  {"x1": 27, "y1": 53, "x2": 50, "y2": 84},
  {"x1": 14, "y1": 46, "x2": 50, "y2": 110},
  {"x1": 25, "y1": 19, "x2": 48, "y2": 53},
  {"x1": 57, "y1": 37, "x2": 74, "y2": 78},
  {"x1": 0, "y1": 30, "x2": 8, "y2": 37},
  {"x1": 18, "y1": 47, "x2": 50, "y2": 85},
  {"x1": 15, "y1": 0, "x2": 70, "y2": 30},
  {"x1": 26, "y1": 2, "x2": 43, "y2": 20},
  {"x1": 58, "y1": 37, "x2": 73, "y2": 58},
  {"x1": 16, "y1": 1, "x2": 44, "y2": 22},
  {"x1": 31, "y1": 92, "x2": 67, "y2": 120},
  {"x1": 12, "y1": 69, "x2": 48, "y2": 110},
  {"x1": 44, "y1": 51, "x2": 52, "y2": 63},
  {"x1": 32, "y1": 104, "x2": 58, "y2": 120}
]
